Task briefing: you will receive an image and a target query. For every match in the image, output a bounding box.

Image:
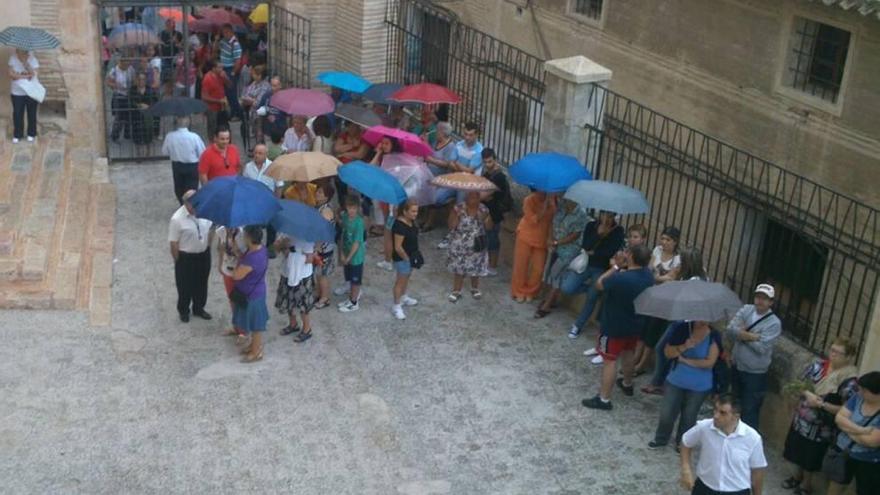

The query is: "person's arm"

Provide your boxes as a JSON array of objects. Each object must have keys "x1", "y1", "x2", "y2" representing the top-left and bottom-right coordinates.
[
  {"x1": 484, "y1": 213, "x2": 494, "y2": 231},
  {"x1": 663, "y1": 324, "x2": 691, "y2": 359},
  {"x1": 726, "y1": 306, "x2": 748, "y2": 341},
  {"x1": 394, "y1": 232, "x2": 409, "y2": 261},
  {"x1": 553, "y1": 230, "x2": 581, "y2": 249},
  {"x1": 370, "y1": 149, "x2": 383, "y2": 165},
  {"x1": 343, "y1": 240, "x2": 359, "y2": 265},
  {"x1": 594, "y1": 266, "x2": 619, "y2": 292},
  {"x1": 678, "y1": 342, "x2": 720, "y2": 369},
  {"x1": 170, "y1": 241, "x2": 180, "y2": 262},
  {"x1": 741, "y1": 319, "x2": 781, "y2": 349},
  {"x1": 231, "y1": 263, "x2": 253, "y2": 281},
  {"x1": 679, "y1": 445, "x2": 695, "y2": 492},
  {"x1": 834, "y1": 402, "x2": 862, "y2": 436},
  {"x1": 751, "y1": 468, "x2": 765, "y2": 495},
  {"x1": 447, "y1": 207, "x2": 460, "y2": 232}
]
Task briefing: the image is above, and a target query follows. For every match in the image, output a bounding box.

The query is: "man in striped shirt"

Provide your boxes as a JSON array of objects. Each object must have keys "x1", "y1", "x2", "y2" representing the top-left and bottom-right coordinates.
[{"x1": 220, "y1": 23, "x2": 243, "y2": 120}]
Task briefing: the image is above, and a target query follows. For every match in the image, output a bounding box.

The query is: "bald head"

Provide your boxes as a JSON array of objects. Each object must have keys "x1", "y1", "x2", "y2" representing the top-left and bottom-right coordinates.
[{"x1": 253, "y1": 144, "x2": 268, "y2": 164}]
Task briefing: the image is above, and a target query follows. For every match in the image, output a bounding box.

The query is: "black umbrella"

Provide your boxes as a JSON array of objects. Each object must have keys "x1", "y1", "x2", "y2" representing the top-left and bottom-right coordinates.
[
  {"x1": 334, "y1": 103, "x2": 382, "y2": 128},
  {"x1": 362, "y1": 82, "x2": 403, "y2": 105},
  {"x1": 634, "y1": 280, "x2": 743, "y2": 322},
  {"x1": 145, "y1": 97, "x2": 208, "y2": 117},
  {"x1": 0, "y1": 26, "x2": 60, "y2": 50}
]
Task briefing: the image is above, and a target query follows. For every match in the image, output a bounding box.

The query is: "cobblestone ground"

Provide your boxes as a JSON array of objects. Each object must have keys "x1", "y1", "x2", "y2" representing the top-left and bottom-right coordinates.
[{"x1": 0, "y1": 161, "x2": 788, "y2": 494}]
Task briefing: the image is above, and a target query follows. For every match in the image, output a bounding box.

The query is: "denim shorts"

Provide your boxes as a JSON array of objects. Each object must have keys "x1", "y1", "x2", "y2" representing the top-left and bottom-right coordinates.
[
  {"x1": 486, "y1": 224, "x2": 501, "y2": 252},
  {"x1": 393, "y1": 260, "x2": 412, "y2": 275},
  {"x1": 344, "y1": 263, "x2": 364, "y2": 285}
]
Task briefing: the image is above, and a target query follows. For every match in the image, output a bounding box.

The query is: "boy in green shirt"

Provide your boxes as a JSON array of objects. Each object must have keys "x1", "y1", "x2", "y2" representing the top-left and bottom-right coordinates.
[
  {"x1": 338, "y1": 194, "x2": 365, "y2": 312},
  {"x1": 266, "y1": 130, "x2": 285, "y2": 161}
]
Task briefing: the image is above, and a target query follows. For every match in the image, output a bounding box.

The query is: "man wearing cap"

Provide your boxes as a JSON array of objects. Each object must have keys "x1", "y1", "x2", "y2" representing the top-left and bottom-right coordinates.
[
  {"x1": 169, "y1": 190, "x2": 214, "y2": 323},
  {"x1": 725, "y1": 283, "x2": 782, "y2": 431}
]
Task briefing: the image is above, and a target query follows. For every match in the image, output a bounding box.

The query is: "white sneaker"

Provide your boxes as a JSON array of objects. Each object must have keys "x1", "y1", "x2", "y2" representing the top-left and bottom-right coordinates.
[
  {"x1": 437, "y1": 240, "x2": 449, "y2": 249},
  {"x1": 333, "y1": 283, "x2": 350, "y2": 296},
  {"x1": 26, "y1": 136, "x2": 34, "y2": 142},
  {"x1": 401, "y1": 295, "x2": 418, "y2": 306},
  {"x1": 376, "y1": 260, "x2": 393, "y2": 271},
  {"x1": 583, "y1": 347, "x2": 598, "y2": 357},
  {"x1": 486, "y1": 267, "x2": 498, "y2": 277},
  {"x1": 568, "y1": 325, "x2": 581, "y2": 339},
  {"x1": 392, "y1": 305, "x2": 406, "y2": 320},
  {"x1": 12, "y1": 138, "x2": 19, "y2": 144},
  {"x1": 591, "y1": 355, "x2": 604, "y2": 365},
  {"x1": 338, "y1": 300, "x2": 360, "y2": 312}
]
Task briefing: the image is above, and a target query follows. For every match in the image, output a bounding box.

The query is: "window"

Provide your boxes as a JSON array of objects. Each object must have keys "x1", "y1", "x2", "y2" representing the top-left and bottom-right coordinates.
[
  {"x1": 504, "y1": 93, "x2": 528, "y2": 134},
  {"x1": 784, "y1": 17, "x2": 851, "y2": 104},
  {"x1": 571, "y1": 0, "x2": 603, "y2": 21}
]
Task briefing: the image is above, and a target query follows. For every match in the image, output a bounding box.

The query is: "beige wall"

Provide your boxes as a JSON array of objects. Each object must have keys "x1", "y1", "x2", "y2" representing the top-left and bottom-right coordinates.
[{"x1": 0, "y1": 2, "x2": 33, "y2": 119}]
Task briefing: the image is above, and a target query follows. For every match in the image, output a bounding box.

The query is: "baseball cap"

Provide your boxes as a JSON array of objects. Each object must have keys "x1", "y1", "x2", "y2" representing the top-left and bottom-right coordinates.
[{"x1": 755, "y1": 283, "x2": 775, "y2": 299}]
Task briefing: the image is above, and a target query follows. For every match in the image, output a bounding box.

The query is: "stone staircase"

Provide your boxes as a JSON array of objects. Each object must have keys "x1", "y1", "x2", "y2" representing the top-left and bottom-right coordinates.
[{"x1": 0, "y1": 121, "x2": 115, "y2": 325}]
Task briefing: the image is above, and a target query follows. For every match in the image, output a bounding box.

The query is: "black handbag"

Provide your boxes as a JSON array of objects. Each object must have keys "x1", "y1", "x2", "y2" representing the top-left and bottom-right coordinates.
[
  {"x1": 473, "y1": 234, "x2": 487, "y2": 252},
  {"x1": 410, "y1": 250, "x2": 425, "y2": 269},
  {"x1": 229, "y1": 287, "x2": 249, "y2": 308}
]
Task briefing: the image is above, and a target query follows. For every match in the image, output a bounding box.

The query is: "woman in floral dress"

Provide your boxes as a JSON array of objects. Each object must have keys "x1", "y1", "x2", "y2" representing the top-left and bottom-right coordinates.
[{"x1": 447, "y1": 191, "x2": 493, "y2": 301}]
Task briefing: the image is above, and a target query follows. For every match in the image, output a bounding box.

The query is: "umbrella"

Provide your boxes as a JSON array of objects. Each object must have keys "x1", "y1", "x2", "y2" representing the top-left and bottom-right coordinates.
[
  {"x1": 249, "y1": 3, "x2": 269, "y2": 24},
  {"x1": 107, "y1": 23, "x2": 161, "y2": 49},
  {"x1": 0, "y1": 26, "x2": 60, "y2": 50},
  {"x1": 431, "y1": 172, "x2": 498, "y2": 192},
  {"x1": 362, "y1": 82, "x2": 403, "y2": 105},
  {"x1": 144, "y1": 97, "x2": 208, "y2": 117},
  {"x1": 564, "y1": 180, "x2": 649, "y2": 214},
  {"x1": 271, "y1": 200, "x2": 335, "y2": 243},
  {"x1": 268, "y1": 152, "x2": 341, "y2": 182},
  {"x1": 198, "y1": 8, "x2": 245, "y2": 27},
  {"x1": 362, "y1": 125, "x2": 432, "y2": 157},
  {"x1": 338, "y1": 161, "x2": 407, "y2": 204},
  {"x1": 157, "y1": 7, "x2": 195, "y2": 23},
  {"x1": 334, "y1": 103, "x2": 382, "y2": 128},
  {"x1": 317, "y1": 71, "x2": 371, "y2": 93},
  {"x1": 381, "y1": 154, "x2": 437, "y2": 206},
  {"x1": 509, "y1": 152, "x2": 592, "y2": 193},
  {"x1": 389, "y1": 83, "x2": 462, "y2": 105},
  {"x1": 190, "y1": 176, "x2": 281, "y2": 227},
  {"x1": 270, "y1": 89, "x2": 335, "y2": 117},
  {"x1": 634, "y1": 280, "x2": 744, "y2": 322}
]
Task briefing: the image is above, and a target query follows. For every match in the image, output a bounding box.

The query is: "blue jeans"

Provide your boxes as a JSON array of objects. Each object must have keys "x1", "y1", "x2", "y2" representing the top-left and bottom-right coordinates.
[
  {"x1": 654, "y1": 382, "x2": 710, "y2": 445},
  {"x1": 731, "y1": 367, "x2": 767, "y2": 432},
  {"x1": 486, "y1": 224, "x2": 501, "y2": 253},
  {"x1": 650, "y1": 323, "x2": 676, "y2": 387},
  {"x1": 560, "y1": 266, "x2": 604, "y2": 331}
]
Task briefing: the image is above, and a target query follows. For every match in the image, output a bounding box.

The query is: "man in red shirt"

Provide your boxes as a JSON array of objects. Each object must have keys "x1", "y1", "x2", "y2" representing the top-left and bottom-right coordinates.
[
  {"x1": 201, "y1": 60, "x2": 228, "y2": 138},
  {"x1": 198, "y1": 127, "x2": 240, "y2": 184}
]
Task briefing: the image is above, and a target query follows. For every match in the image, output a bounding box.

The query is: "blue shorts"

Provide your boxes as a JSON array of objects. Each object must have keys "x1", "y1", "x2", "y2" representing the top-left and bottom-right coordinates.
[
  {"x1": 393, "y1": 260, "x2": 412, "y2": 275},
  {"x1": 486, "y1": 224, "x2": 501, "y2": 252},
  {"x1": 344, "y1": 263, "x2": 364, "y2": 285}
]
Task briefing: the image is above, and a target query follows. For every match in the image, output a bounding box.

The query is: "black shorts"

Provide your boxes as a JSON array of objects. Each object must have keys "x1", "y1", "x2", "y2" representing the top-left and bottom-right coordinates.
[{"x1": 344, "y1": 263, "x2": 364, "y2": 285}]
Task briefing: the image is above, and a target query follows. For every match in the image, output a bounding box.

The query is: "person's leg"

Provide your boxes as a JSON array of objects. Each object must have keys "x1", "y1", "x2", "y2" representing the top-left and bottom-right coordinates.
[
  {"x1": 736, "y1": 369, "x2": 767, "y2": 431},
  {"x1": 246, "y1": 331, "x2": 262, "y2": 356},
  {"x1": 510, "y1": 238, "x2": 529, "y2": 299},
  {"x1": 174, "y1": 256, "x2": 191, "y2": 316},
  {"x1": 487, "y1": 224, "x2": 501, "y2": 269},
  {"x1": 653, "y1": 382, "x2": 684, "y2": 445},
  {"x1": 676, "y1": 390, "x2": 710, "y2": 445},
  {"x1": 572, "y1": 268, "x2": 605, "y2": 331},
  {"x1": 25, "y1": 97, "x2": 38, "y2": 138},
  {"x1": 11, "y1": 95, "x2": 25, "y2": 140},
  {"x1": 853, "y1": 458, "x2": 879, "y2": 495},
  {"x1": 349, "y1": 282, "x2": 361, "y2": 303},
  {"x1": 826, "y1": 481, "x2": 846, "y2": 495},
  {"x1": 206, "y1": 110, "x2": 217, "y2": 140},
  {"x1": 470, "y1": 276, "x2": 479, "y2": 290},
  {"x1": 619, "y1": 348, "x2": 635, "y2": 386},
  {"x1": 523, "y1": 244, "x2": 547, "y2": 299},
  {"x1": 599, "y1": 356, "x2": 617, "y2": 401},
  {"x1": 393, "y1": 273, "x2": 410, "y2": 305},
  {"x1": 300, "y1": 311, "x2": 311, "y2": 333},
  {"x1": 452, "y1": 274, "x2": 464, "y2": 294},
  {"x1": 192, "y1": 250, "x2": 211, "y2": 313},
  {"x1": 317, "y1": 274, "x2": 330, "y2": 304}
]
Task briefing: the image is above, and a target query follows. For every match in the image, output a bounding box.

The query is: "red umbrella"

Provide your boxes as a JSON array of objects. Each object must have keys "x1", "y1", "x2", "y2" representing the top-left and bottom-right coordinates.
[
  {"x1": 388, "y1": 83, "x2": 462, "y2": 105},
  {"x1": 269, "y1": 89, "x2": 335, "y2": 117},
  {"x1": 198, "y1": 8, "x2": 245, "y2": 27},
  {"x1": 363, "y1": 126, "x2": 433, "y2": 157}
]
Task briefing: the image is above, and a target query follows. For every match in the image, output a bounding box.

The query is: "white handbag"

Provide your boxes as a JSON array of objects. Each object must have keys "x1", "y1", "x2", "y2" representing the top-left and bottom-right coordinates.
[{"x1": 568, "y1": 249, "x2": 589, "y2": 274}]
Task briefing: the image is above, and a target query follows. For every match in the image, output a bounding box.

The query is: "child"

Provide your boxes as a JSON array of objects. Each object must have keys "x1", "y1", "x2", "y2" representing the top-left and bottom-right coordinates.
[
  {"x1": 338, "y1": 194, "x2": 366, "y2": 312},
  {"x1": 266, "y1": 130, "x2": 285, "y2": 161}
]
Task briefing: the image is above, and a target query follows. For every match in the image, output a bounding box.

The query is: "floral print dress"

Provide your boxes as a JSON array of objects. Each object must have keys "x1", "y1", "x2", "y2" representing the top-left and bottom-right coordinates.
[{"x1": 447, "y1": 203, "x2": 489, "y2": 277}]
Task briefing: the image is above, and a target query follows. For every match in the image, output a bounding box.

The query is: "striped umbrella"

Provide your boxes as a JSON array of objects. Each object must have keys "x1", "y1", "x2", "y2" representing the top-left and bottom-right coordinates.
[
  {"x1": 107, "y1": 23, "x2": 161, "y2": 49},
  {"x1": 0, "y1": 26, "x2": 60, "y2": 50}
]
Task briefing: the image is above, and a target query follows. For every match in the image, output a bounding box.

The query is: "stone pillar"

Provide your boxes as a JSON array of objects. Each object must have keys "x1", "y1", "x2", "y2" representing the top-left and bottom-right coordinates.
[
  {"x1": 540, "y1": 56, "x2": 612, "y2": 174},
  {"x1": 859, "y1": 289, "x2": 880, "y2": 373},
  {"x1": 333, "y1": 0, "x2": 388, "y2": 83}
]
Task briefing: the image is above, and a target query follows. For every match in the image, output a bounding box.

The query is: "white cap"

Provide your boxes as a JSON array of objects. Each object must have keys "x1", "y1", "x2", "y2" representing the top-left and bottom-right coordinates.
[{"x1": 755, "y1": 283, "x2": 775, "y2": 299}]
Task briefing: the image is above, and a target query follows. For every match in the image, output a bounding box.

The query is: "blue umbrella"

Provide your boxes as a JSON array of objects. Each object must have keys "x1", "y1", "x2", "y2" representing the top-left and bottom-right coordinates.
[
  {"x1": 271, "y1": 200, "x2": 336, "y2": 243},
  {"x1": 509, "y1": 152, "x2": 592, "y2": 193},
  {"x1": 362, "y1": 82, "x2": 403, "y2": 105},
  {"x1": 317, "y1": 71, "x2": 372, "y2": 94},
  {"x1": 338, "y1": 161, "x2": 407, "y2": 204},
  {"x1": 190, "y1": 176, "x2": 280, "y2": 227},
  {"x1": 564, "y1": 180, "x2": 650, "y2": 214}
]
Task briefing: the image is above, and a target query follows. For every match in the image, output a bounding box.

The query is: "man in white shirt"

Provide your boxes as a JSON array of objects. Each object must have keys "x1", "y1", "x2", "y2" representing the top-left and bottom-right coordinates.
[
  {"x1": 242, "y1": 144, "x2": 282, "y2": 255},
  {"x1": 168, "y1": 190, "x2": 214, "y2": 322},
  {"x1": 162, "y1": 116, "x2": 206, "y2": 204},
  {"x1": 282, "y1": 115, "x2": 313, "y2": 152},
  {"x1": 680, "y1": 394, "x2": 767, "y2": 495}
]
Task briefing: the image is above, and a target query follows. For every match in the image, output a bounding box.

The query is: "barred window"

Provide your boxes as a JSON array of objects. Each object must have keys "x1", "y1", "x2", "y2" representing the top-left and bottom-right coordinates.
[
  {"x1": 504, "y1": 93, "x2": 528, "y2": 134},
  {"x1": 571, "y1": 0, "x2": 603, "y2": 21},
  {"x1": 785, "y1": 17, "x2": 851, "y2": 104}
]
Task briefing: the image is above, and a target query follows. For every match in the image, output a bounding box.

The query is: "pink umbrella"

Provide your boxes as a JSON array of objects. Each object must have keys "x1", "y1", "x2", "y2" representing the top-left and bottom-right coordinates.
[
  {"x1": 269, "y1": 89, "x2": 335, "y2": 117},
  {"x1": 198, "y1": 8, "x2": 245, "y2": 27},
  {"x1": 363, "y1": 125, "x2": 432, "y2": 157}
]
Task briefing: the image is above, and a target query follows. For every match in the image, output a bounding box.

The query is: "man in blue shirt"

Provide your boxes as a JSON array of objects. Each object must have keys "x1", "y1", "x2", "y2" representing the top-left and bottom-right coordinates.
[
  {"x1": 449, "y1": 121, "x2": 484, "y2": 175},
  {"x1": 582, "y1": 243, "x2": 654, "y2": 411},
  {"x1": 219, "y1": 23, "x2": 244, "y2": 120}
]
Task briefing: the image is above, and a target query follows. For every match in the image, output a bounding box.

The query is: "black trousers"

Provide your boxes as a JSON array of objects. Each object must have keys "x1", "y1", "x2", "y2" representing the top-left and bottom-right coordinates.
[
  {"x1": 175, "y1": 250, "x2": 211, "y2": 315},
  {"x1": 171, "y1": 161, "x2": 199, "y2": 205},
  {"x1": 692, "y1": 478, "x2": 750, "y2": 495},
  {"x1": 11, "y1": 94, "x2": 38, "y2": 139}
]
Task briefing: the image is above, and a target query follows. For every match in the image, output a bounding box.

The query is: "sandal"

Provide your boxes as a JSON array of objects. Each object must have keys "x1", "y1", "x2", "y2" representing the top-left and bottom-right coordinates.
[
  {"x1": 280, "y1": 324, "x2": 300, "y2": 336},
  {"x1": 470, "y1": 289, "x2": 482, "y2": 299},
  {"x1": 314, "y1": 300, "x2": 330, "y2": 310},
  {"x1": 534, "y1": 309, "x2": 550, "y2": 319},
  {"x1": 640, "y1": 385, "x2": 664, "y2": 396},
  {"x1": 448, "y1": 292, "x2": 462, "y2": 303},
  {"x1": 241, "y1": 349, "x2": 263, "y2": 363},
  {"x1": 782, "y1": 477, "x2": 802, "y2": 490},
  {"x1": 293, "y1": 331, "x2": 312, "y2": 343},
  {"x1": 221, "y1": 328, "x2": 238, "y2": 336},
  {"x1": 235, "y1": 334, "x2": 250, "y2": 347}
]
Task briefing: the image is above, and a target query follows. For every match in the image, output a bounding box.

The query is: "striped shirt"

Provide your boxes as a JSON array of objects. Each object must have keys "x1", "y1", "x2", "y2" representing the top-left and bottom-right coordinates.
[{"x1": 219, "y1": 36, "x2": 242, "y2": 68}]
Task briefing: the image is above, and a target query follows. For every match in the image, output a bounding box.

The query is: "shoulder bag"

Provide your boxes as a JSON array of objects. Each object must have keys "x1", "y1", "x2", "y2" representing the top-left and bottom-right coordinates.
[{"x1": 229, "y1": 253, "x2": 267, "y2": 309}]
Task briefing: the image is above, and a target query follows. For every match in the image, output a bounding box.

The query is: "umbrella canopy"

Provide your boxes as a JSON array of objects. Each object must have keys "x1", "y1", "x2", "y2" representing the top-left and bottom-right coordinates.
[
  {"x1": 107, "y1": 23, "x2": 161, "y2": 49},
  {"x1": 249, "y1": 3, "x2": 269, "y2": 24},
  {"x1": 198, "y1": 8, "x2": 245, "y2": 27},
  {"x1": 362, "y1": 82, "x2": 403, "y2": 105},
  {"x1": 190, "y1": 176, "x2": 280, "y2": 227},
  {"x1": 270, "y1": 89, "x2": 335, "y2": 117},
  {"x1": 509, "y1": 152, "x2": 592, "y2": 193},
  {"x1": 338, "y1": 161, "x2": 407, "y2": 204},
  {"x1": 334, "y1": 103, "x2": 382, "y2": 128},
  {"x1": 144, "y1": 97, "x2": 208, "y2": 117},
  {"x1": 157, "y1": 7, "x2": 195, "y2": 23},
  {"x1": 564, "y1": 180, "x2": 649, "y2": 214},
  {"x1": 271, "y1": 200, "x2": 336, "y2": 243},
  {"x1": 381, "y1": 154, "x2": 437, "y2": 206},
  {"x1": 389, "y1": 83, "x2": 462, "y2": 105},
  {"x1": 317, "y1": 71, "x2": 372, "y2": 94},
  {"x1": 268, "y1": 152, "x2": 341, "y2": 182},
  {"x1": 362, "y1": 125, "x2": 432, "y2": 157},
  {"x1": 0, "y1": 26, "x2": 60, "y2": 50},
  {"x1": 634, "y1": 280, "x2": 744, "y2": 322},
  {"x1": 431, "y1": 172, "x2": 498, "y2": 192}
]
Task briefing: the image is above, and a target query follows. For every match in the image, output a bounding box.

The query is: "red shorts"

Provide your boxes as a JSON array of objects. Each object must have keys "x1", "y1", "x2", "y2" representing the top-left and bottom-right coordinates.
[
  {"x1": 598, "y1": 334, "x2": 639, "y2": 361},
  {"x1": 223, "y1": 274, "x2": 235, "y2": 296}
]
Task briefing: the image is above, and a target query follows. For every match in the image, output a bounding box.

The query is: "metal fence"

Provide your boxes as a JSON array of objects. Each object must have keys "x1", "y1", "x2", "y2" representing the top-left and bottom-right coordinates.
[
  {"x1": 267, "y1": 3, "x2": 311, "y2": 90},
  {"x1": 582, "y1": 83, "x2": 880, "y2": 356},
  {"x1": 384, "y1": 0, "x2": 545, "y2": 166}
]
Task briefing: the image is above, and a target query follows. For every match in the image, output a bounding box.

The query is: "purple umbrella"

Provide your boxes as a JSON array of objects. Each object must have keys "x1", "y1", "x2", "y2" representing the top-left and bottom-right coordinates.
[{"x1": 269, "y1": 89, "x2": 335, "y2": 117}]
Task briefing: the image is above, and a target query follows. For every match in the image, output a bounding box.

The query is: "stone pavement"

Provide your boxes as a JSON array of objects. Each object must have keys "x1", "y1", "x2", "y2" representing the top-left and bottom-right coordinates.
[{"x1": 0, "y1": 161, "x2": 789, "y2": 494}]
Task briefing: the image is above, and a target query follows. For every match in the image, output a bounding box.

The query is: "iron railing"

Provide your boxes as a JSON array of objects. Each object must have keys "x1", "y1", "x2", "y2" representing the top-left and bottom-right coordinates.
[{"x1": 267, "y1": 4, "x2": 311, "y2": 90}]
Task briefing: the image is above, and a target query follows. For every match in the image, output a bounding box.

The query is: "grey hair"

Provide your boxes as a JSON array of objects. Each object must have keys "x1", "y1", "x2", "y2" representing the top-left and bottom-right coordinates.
[{"x1": 436, "y1": 121, "x2": 452, "y2": 134}]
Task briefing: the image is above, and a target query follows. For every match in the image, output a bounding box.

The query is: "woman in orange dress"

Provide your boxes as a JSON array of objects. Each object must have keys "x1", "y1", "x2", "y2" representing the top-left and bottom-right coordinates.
[{"x1": 510, "y1": 190, "x2": 556, "y2": 302}]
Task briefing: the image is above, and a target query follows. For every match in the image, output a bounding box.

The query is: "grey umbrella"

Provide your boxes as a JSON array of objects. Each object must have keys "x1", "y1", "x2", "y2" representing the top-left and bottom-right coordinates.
[
  {"x1": 0, "y1": 26, "x2": 60, "y2": 50},
  {"x1": 334, "y1": 103, "x2": 382, "y2": 128},
  {"x1": 634, "y1": 280, "x2": 743, "y2": 322},
  {"x1": 145, "y1": 97, "x2": 208, "y2": 118},
  {"x1": 564, "y1": 180, "x2": 650, "y2": 214}
]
